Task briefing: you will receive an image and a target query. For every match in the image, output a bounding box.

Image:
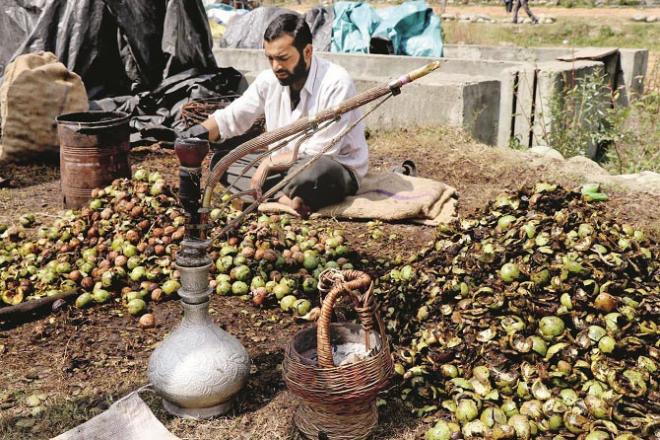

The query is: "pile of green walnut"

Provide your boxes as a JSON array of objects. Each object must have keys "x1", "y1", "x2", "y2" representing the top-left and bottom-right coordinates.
[
  {"x1": 0, "y1": 169, "x2": 353, "y2": 320},
  {"x1": 1, "y1": 172, "x2": 658, "y2": 439},
  {"x1": 375, "y1": 183, "x2": 658, "y2": 440}
]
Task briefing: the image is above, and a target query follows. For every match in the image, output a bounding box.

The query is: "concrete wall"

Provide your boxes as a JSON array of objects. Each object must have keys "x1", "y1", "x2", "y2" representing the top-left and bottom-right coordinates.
[
  {"x1": 532, "y1": 60, "x2": 607, "y2": 156},
  {"x1": 215, "y1": 48, "x2": 524, "y2": 146},
  {"x1": 619, "y1": 48, "x2": 648, "y2": 99},
  {"x1": 214, "y1": 48, "x2": 525, "y2": 80},
  {"x1": 355, "y1": 75, "x2": 501, "y2": 146},
  {"x1": 239, "y1": 65, "x2": 502, "y2": 145},
  {"x1": 213, "y1": 47, "x2": 616, "y2": 153},
  {"x1": 444, "y1": 44, "x2": 649, "y2": 103}
]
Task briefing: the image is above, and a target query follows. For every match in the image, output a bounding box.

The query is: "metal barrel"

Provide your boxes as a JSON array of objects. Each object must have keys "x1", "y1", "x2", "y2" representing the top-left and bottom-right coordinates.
[{"x1": 56, "y1": 111, "x2": 131, "y2": 209}]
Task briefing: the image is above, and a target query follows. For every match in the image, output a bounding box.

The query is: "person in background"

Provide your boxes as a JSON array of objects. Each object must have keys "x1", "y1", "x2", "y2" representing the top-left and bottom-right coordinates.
[{"x1": 512, "y1": 0, "x2": 539, "y2": 24}]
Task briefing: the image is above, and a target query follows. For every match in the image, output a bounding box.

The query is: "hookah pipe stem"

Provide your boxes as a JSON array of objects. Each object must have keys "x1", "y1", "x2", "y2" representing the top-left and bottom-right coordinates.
[
  {"x1": 178, "y1": 166, "x2": 203, "y2": 236},
  {"x1": 174, "y1": 138, "x2": 210, "y2": 240}
]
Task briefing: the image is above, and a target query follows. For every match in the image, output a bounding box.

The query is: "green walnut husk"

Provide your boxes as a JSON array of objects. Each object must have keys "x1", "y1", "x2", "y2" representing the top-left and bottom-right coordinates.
[
  {"x1": 0, "y1": 172, "x2": 353, "y2": 327},
  {"x1": 374, "y1": 184, "x2": 657, "y2": 439}
]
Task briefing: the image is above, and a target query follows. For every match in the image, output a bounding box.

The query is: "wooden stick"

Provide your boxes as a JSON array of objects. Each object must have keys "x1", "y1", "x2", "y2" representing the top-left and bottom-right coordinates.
[{"x1": 0, "y1": 290, "x2": 77, "y2": 320}]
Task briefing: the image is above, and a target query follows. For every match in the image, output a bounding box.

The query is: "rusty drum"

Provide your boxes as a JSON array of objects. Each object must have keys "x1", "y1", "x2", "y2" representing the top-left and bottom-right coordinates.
[{"x1": 56, "y1": 111, "x2": 131, "y2": 208}]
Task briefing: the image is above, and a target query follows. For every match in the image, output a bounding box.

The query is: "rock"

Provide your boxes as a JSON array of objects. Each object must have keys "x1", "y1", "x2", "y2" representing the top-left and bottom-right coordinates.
[
  {"x1": 631, "y1": 13, "x2": 647, "y2": 22},
  {"x1": 529, "y1": 146, "x2": 564, "y2": 161},
  {"x1": 538, "y1": 15, "x2": 556, "y2": 24},
  {"x1": 646, "y1": 16, "x2": 658, "y2": 23},
  {"x1": 441, "y1": 13, "x2": 457, "y2": 20},
  {"x1": 15, "y1": 418, "x2": 35, "y2": 429},
  {"x1": 25, "y1": 394, "x2": 41, "y2": 407},
  {"x1": 459, "y1": 13, "x2": 474, "y2": 21},
  {"x1": 610, "y1": 171, "x2": 660, "y2": 196}
]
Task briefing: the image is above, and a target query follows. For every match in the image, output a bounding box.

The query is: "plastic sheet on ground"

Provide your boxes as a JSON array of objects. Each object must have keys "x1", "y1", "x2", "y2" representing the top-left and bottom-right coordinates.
[
  {"x1": 0, "y1": 0, "x2": 45, "y2": 78},
  {"x1": 220, "y1": 7, "x2": 291, "y2": 50},
  {"x1": 331, "y1": 0, "x2": 443, "y2": 57},
  {"x1": 206, "y1": 3, "x2": 248, "y2": 25},
  {"x1": 11, "y1": 0, "x2": 219, "y2": 99},
  {"x1": 331, "y1": 2, "x2": 380, "y2": 54},
  {"x1": 305, "y1": 6, "x2": 334, "y2": 53},
  {"x1": 89, "y1": 67, "x2": 247, "y2": 146},
  {"x1": 1, "y1": 0, "x2": 247, "y2": 146},
  {"x1": 219, "y1": 6, "x2": 334, "y2": 53},
  {"x1": 372, "y1": 0, "x2": 443, "y2": 57}
]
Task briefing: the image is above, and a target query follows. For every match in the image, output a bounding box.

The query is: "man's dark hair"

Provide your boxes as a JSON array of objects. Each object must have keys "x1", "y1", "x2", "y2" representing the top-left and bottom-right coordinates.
[{"x1": 264, "y1": 13, "x2": 312, "y2": 54}]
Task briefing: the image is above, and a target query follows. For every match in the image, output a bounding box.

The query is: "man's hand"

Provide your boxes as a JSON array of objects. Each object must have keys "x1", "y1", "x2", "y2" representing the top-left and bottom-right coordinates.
[
  {"x1": 179, "y1": 124, "x2": 209, "y2": 140},
  {"x1": 201, "y1": 117, "x2": 221, "y2": 142},
  {"x1": 250, "y1": 159, "x2": 272, "y2": 198}
]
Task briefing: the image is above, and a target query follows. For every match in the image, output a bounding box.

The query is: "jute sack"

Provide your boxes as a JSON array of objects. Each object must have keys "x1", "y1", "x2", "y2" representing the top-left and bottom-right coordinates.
[
  {"x1": 259, "y1": 171, "x2": 459, "y2": 225},
  {"x1": 0, "y1": 51, "x2": 88, "y2": 163}
]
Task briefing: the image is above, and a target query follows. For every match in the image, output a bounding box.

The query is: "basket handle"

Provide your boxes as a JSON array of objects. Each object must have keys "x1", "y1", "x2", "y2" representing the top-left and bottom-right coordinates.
[{"x1": 316, "y1": 270, "x2": 375, "y2": 368}]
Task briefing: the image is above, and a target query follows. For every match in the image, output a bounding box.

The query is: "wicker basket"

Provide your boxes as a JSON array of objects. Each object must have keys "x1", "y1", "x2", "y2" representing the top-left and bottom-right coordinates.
[{"x1": 283, "y1": 270, "x2": 394, "y2": 440}]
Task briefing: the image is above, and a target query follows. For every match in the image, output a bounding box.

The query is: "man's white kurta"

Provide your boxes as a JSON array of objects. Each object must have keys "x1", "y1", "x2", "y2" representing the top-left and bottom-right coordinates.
[{"x1": 212, "y1": 55, "x2": 368, "y2": 181}]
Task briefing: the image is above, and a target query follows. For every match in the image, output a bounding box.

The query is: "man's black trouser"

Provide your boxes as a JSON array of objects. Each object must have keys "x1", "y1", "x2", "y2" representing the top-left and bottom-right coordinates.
[
  {"x1": 212, "y1": 152, "x2": 358, "y2": 211},
  {"x1": 512, "y1": 0, "x2": 538, "y2": 22}
]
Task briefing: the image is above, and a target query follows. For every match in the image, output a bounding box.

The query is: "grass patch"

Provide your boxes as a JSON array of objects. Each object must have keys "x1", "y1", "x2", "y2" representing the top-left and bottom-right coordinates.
[
  {"x1": 442, "y1": 19, "x2": 660, "y2": 51},
  {"x1": 602, "y1": 63, "x2": 660, "y2": 174}
]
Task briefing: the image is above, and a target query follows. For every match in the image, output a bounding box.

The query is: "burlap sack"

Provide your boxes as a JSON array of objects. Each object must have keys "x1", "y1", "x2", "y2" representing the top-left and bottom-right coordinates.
[
  {"x1": 0, "y1": 51, "x2": 88, "y2": 163},
  {"x1": 259, "y1": 171, "x2": 459, "y2": 225}
]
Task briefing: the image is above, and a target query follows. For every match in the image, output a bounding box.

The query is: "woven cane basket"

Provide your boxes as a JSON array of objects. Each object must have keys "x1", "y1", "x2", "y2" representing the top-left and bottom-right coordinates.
[{"x1": 283, "y1": 270, "x2": 394, "y2": 440}]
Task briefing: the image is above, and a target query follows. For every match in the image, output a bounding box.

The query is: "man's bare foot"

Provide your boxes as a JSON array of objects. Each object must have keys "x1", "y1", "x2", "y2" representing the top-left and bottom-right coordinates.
[{"x1": 277, "y1": 195, "x2": 311, "y2": 217}]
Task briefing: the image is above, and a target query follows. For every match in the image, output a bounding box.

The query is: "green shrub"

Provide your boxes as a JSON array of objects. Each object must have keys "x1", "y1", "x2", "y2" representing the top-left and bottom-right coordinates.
[
  {"x1": 546, "y1": 70, "x2": 612, "y2": 159},
  {"x1": 545, "y1": 66, "x2": 659, "y2": 174}
]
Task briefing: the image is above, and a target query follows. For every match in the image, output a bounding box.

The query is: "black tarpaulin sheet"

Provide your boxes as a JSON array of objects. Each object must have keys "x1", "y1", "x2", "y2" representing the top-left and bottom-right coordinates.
[
  {"x1": 3, "y1": 0, "x2": 246, "y2": 145},
  {"x1": 0, "y1": 0, "x2": 45, "y2": 76}
]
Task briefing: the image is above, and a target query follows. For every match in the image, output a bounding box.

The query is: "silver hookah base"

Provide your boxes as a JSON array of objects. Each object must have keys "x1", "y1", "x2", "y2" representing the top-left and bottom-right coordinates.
[{"x1": 162, "y1": 398, "x2": 233, "y2": 419}]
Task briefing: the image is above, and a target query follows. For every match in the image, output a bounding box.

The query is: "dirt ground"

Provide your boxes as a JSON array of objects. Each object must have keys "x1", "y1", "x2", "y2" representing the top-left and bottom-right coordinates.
[
  {"x1": 1, "y1": 124, "x2": 658, "y2": 440},
  {"x1": 287, "y1": 2, "x2": 660, "y2": 18},
  {"x1": 433, "y1": 4, "x2": 660, "y2": 18}
]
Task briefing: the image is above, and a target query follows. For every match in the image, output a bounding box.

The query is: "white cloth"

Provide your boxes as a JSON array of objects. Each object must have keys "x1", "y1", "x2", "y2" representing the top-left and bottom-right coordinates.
[
  {"x1": 52, "y1": 389, "x2": 179, "y2": 440},
  {"x1": 212, "y1": 55, "x2": 369, "y2": 180}
]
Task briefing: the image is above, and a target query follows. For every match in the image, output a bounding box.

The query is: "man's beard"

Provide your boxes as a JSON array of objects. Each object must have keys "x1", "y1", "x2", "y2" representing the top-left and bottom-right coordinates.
[{"x1": 275, "y1": 55, "x2": 308, "y2": 87}]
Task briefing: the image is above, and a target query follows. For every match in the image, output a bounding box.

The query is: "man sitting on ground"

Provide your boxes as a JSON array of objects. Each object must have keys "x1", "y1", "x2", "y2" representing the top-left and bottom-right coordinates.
[{"x1": 191, "y1": 13, "x2": 368, "y2": 215}]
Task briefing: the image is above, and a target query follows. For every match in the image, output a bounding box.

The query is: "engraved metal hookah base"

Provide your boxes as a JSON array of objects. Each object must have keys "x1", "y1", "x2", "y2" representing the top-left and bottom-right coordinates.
[
  {"x1": 148, "y1": 299, "x2": 250, "y2": 419},
  {"x1": 162, "y1": 397, "x2": 233, "y2": 420}
]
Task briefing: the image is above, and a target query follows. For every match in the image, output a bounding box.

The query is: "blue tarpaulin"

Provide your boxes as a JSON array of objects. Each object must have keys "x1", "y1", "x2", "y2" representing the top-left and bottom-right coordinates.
[{"x1": 330, "y1": 0, "x2": 443, "y2": 57}]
